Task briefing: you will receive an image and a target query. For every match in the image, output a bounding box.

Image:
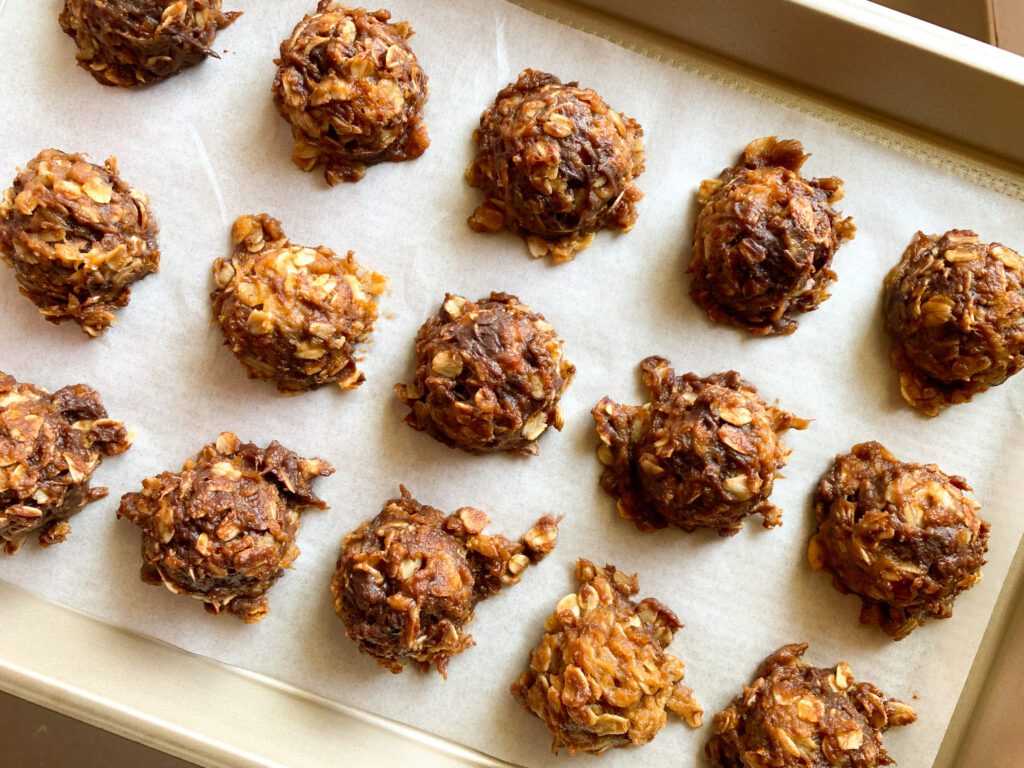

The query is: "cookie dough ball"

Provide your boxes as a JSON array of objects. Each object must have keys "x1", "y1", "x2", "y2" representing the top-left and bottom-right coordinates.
[
  {"x1": 212, "y1": 214, "x2": 387, "y2": 394},
  {"x1": 273, "y1": 3, "x2": 430, "y2": 185},
  {"x1": 809, "y1": 441, "x2": 989, "y2": 639},
  {"x1": 0, "y1": 372, "x2": 131, "y2": 554},
  {"x1": 332, "y1": 486, "x2": 559, "y2": 676},
  {"x1": 884, "y1": 230, "x2": 1024, "y2": 415},
  {"x1": 59, "y1": 0, "x2": 240, "y2": 88},
  {"x1": 689, "y1": 137, "x2": 856, "y2": 335},
  {"x1": 395, "y1": 292, "x2": 575, "y2": 455},
  {"x1": 467, "y1": 69, "x2": 645, "y2": 264},
  {"x1": 706, "y1": 643, "x2": 916, "y2": 767},
  {"x1": 511, "y1": 559, "x2": 702, "y2": 755},
  {"x1": 0, "y1": 149, "x2": 160, "y2": 336},
  {"x1": 594, "y1": 356, "x2": 807, "y2": 536},
  {"x1": 117, "y1": 432, "x2": 333, "y2": 623}
]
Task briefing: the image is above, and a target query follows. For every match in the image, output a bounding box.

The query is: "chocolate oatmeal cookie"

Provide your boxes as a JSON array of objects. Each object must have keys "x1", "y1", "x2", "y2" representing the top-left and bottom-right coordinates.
[
  {"x1": 273, "y1": 3, "x2": 429, "y2": 184},
  {"x1": 884, "y1": 229, "x2": 1024, "y2": 415},
  {"x1": 810, "y1": 441, "x2": 989, "y2": 639},
  {"x1": 689, "y1": 137, "x2": 855, "y2": 335},
  {"x1": 706, "y1": 643, "x2": 916, "y2": 767},
  {"x1": 118, "y1": 433, "x2": 333, "y2": 623},
  {"x1": 332, "y1": 486, "x2": 559, "y2": 676},
  {"x1": 59, "y1": 0, "x2": 240, "y2": 87},
  {"x1": 511, "y1": 559, "x2": 702, "y2": 755},
  {"x1": 395, "y1": 292, "x2": 574, "y2": 455},
  {"x1": 212, "y1": 213, "x2": 386, "y2": 394},
  {"x1": 594, "y1": 356, "x2": 807, "y2": 535},
  {"x1": 0, "y1": 372, "x2": 131, "y2": 554},
  {"x1": 0, "y1": 149, "x2": 159, "y2": 336},
  {"x1": 467, "y1": 69, "x2": 645, "y2": 263}
]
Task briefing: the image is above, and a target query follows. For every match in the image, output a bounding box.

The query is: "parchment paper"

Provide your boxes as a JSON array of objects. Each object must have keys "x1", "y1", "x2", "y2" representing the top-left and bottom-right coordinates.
[{"x1": 2, "y1": 2, "x2": 1024, "y2": 766}]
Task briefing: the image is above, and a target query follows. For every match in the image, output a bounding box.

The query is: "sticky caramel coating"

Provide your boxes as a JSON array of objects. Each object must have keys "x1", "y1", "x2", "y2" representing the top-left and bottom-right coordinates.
[
  {"x1": 809, "y1": 441, "x2": 989, "y2": 640},
  {"x1": 212, "y1": 214, "x2": 386, "y2": 394},
  {"x1": 467, "y1": 68, "x2": 645, "y2": 263},
  {"x1": 272, "y1": 2, "x2": 430, "y2": 185},
  {"x1": 59, "y1": 0, "x2": 240, "y2": 88},
  {"x1": 884, "y1": 229, "x2": 1024, "y2": 415},
  {"x1": 117, "y1": 432, "x2": 333, "y2": 623},
  {"x1": 706, "y1": 643, "x2": 916, "y2": 768},
  {"x1": 0, "y1": 149, "x2": 160, "y2": 336},
  {"x1": 689, "y1": 137, "x2": 855, "y2": 335},
  {"x1": 0, "y1": 372, "x2": 131, "y2": 554},
  {"x1": 593, "y1": 356, "x2": 807, "y2": 536},
  {"x1": 332, "y1": 486, "x2": 559, "y2": 676},
  {"x1": 511, "y1": 559, "x2": 702, "y2": 755},
  {"x1": 395, "y1": 292, "x2": 575, "y2": 456}
]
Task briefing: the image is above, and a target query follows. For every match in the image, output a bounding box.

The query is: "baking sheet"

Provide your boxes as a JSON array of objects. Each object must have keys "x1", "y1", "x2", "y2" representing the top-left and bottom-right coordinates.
[{"x1": 2, "y1": 1, "x2": 1024, "y2": 766}]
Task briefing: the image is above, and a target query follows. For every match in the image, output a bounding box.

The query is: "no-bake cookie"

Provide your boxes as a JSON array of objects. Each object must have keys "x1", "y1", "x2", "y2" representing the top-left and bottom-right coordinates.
[
  {"x1": 273, "y1": 2, "x2": 429, "y2": 184},
  {"x1": 118, "y1": 432, "x2": 333, "y2": 623},
  {"x1": 884, "y1": 229, "x2": 1024, "y2": 415},
  {"x1": 706, "y1": 643, "x2": 916, "y2": 768},
  {"x1": 395, "y1": 292, "x2": 574, "y2": 455},
  {"x1": 0, "y1": 149, "x2": 159, "y2": 336},
  {"x1": 593, "y1": 356, "x2": 807, "y2": 536},
  {"x1": 60, "y1": 0, "x2": 240, "y2": 87},
  {"x1": 212, "y1": 213, "x2": 386, "y2": 394},
  {"x1": 689, "y1": 137, "x2": 855, "y2": 335},
  {"x1": 809, "y1": 441, "x2": 989, "y2": 640},
  {"x1": 511, "y1": 559, "x2": 702, "y2": 755},
  {"x1": 332, "y1": 486, "x2": 559, "y2": 676},
  {"x1": 0, "y1": 372, "x2": 131, "y2": 554},
  {"x1": 467, "y1": 68, "x2": 645, "y2": 263}
]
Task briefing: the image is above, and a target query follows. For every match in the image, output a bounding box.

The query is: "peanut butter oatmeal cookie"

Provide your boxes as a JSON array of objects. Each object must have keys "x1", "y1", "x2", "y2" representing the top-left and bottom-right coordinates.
[
  {"x1": 810, "y1": 441, "x2": 989, "y2": 639},
  {"x1": 332, "y1": 486, "x2": 559, "y2": 676},
  {"x1": 0, "y1": 149, "x2": 159, "y2": 336},
  {"x1": 884, "y1": 229, "x2": 1024, "y2": 415},
  {"x1": 689, "y1": 137, "x2": 855, "y2": 335},
  {"x1": 467, "y1": 69, "x2": 645, "y2": 263},
  {"x1": 273, "y1": 3, "x2": 429, "y2": 184},
  {"x1": 59, "y1": 0, "x2": 240, "y2": 87},
  {"x1": 0, "y1": 372, "x2": 131, "y2": 554},
  {"x1": 395, "y1": 292, "x2": 574, "y2": 455},
  {"x1": 212, "y1": 213, "x2": 386, "y2": 394},
  {"x1": 594, "y1": 356, "x2": 807, "y2": 536},
  {"x1": 511, "y1": 559, "x2": 702, "y2": 755},
  {"x1": 706, "y1": 643, "x2": 916, "y2": 768},
  {"x1": 118, "y1": 432, "x2": 333, "y2": 623}
]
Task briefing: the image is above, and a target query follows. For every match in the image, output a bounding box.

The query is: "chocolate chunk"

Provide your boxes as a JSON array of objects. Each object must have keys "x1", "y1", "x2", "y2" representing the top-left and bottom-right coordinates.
[
  {"x1": 706, "y1": 643, "x2": 916, "y2": 767},
  {"x1": 884, "y1": 229, "x2": 1024, "y2": 415},
  {"x1": 0, "y1": 149, "x2": 160, "y2": 336},
  {"x1": 689, "y1": 137, "x2": 855, "y2": 335},
  {"x1": 395, "y1": 292, "x2": 575, "y2": 455},
  {"x1": 593, "y1": 356, "x2": 807, "y2": 536},
  {"x1": 272, "y1": 3, "x2": 430, "y2": 184},
  {"x1": 467, "y1": 69, "x2": 645, "y2": 263},
  {"x1": 59, "y1": 0, "x2": 240, "y2": 87},
  {"x1": 511, "y1": 559, "x2": 702, "y2": 755},
  {"x1": 117, "y1": 432, "x2": 333, "y2": 623},
  {"x1": 0, "y1": 372, "x2": 131, "y2": 554},
  {"x1": 809, "y1": 441, "x2": 989, "y2": 639},
  {"x1": 332, "y1": 486, "x2": 559, "y2": 676},
  {"x1": 212, "y1": 213, "x2": 387, "y2": 394}
]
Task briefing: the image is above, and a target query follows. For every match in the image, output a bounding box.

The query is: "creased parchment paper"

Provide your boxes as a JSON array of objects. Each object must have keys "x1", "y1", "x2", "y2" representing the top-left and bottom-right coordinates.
[{"x1": 2, "y1": 1, "x2": 1024, "y2": 766}]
